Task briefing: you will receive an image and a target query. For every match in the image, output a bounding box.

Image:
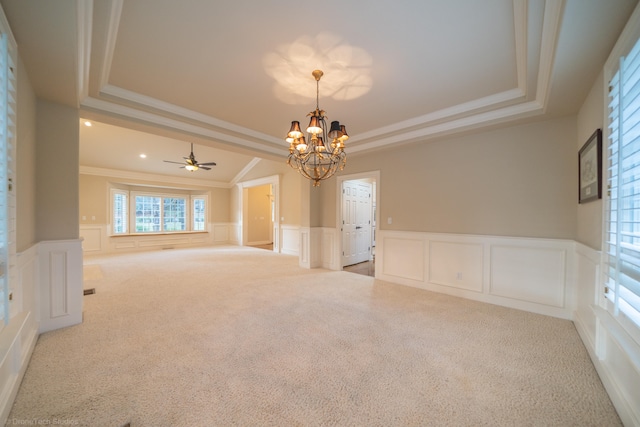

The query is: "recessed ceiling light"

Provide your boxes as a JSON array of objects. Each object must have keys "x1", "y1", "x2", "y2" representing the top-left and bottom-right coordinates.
[
  {"x1": 83, "y1": 120, "x2": 92, "y2": 127},
  {"x1": 139, "y1": 154, "x2": 147, "y2": 158}
]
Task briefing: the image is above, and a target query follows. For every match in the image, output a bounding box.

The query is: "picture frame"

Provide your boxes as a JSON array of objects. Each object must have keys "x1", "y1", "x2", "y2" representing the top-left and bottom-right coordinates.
[{"x1": 578, "y1": 128, "x2": 602, "y2": 204}]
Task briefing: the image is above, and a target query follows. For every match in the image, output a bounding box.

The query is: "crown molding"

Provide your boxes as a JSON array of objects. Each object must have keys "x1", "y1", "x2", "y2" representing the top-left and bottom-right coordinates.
[
  {"x1": 350, "y1": 87, "x2": 526, "y2": 147},
  {"x1": 98, "y1": 0, "x2": 123, "y2": 90},
  {"x1": 81, "y1": 96, "x2": 288, "y2": 157},
  {"x1": 348, "y1": 100, "x2": 543, "y2": 153},
  {"x1": 535, "y1": 0, "x2": 565, "y2": 109},
  {"x1": 76, "y1": 0, "x2": 93, "y2": 105},
  {"x1": 100, "y1": 84, "x2": 283, "y2": 146},
  {"x1": 79, "y1": 165, "x2": 231, "y2": 189},
  {"x1": 231, "y1": 157, "x2": 262, "y2": 186},
  {"x1": 88, "y1": 0, "x2": 563, "y2": 156}
]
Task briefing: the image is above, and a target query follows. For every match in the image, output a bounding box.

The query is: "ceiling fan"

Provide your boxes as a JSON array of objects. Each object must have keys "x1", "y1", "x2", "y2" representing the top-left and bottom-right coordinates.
[{"x1": 163, "y1": 143, "x2": 216, "y2": 171}]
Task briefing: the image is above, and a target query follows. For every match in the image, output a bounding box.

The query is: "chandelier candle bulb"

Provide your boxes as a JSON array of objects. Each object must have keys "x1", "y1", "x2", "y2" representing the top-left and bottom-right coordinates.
[{"x1": 285, "y1": 70, "x2": 348, "y2": 186}]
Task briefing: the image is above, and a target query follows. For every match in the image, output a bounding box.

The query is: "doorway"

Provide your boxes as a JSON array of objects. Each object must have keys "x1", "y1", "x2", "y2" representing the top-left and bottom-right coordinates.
[
  {"x1": 337, "y1": 172, "x2": 379, "y2": 276},
  {"x1": 239, "y1": 175, "x2": 280, "y2": 252}
]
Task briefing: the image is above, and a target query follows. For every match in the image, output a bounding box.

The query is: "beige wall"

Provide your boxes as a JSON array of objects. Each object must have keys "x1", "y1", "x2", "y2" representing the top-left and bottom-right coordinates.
[
  {"x1": 232, "y1": 158, "x2": 304, "y2": 228},
  {"x1": 280, "y1": 167, "x2": 302, "y2": 226},
  {"x1": 247, "y1": 184, "x2": 272, "y2": 243},
  {"x1": 36, "y1": 99, "x2": 79, "y2": 241},
  {"x1": 16, "y1": 56, "x2": 37, "y2": 252},
  {"x1": 317, "y1": 115, "x2": 577, "y2": 239},
  {"x1": 576, "y1": 71, "x2": 605, "y2": 249}
]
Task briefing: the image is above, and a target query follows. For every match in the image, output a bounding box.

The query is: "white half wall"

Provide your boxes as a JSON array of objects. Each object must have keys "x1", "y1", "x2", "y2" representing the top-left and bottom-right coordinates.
[
  {"x1": 573, "y1": 243, "x2": 640, "y2": 427},
  {"x1": 0, "y1": 244, "x2": 39, "y2": 425},
  {"x1": 375, "y1": 230, "x2": 575, "y2": 319},
  {"x1": 80, "y1": 223, "x2": 234, "y2": 254}
]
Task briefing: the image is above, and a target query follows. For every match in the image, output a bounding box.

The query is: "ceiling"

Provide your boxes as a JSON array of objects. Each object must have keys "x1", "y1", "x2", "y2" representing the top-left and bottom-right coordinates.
[{"x1": 0, "y1": 0, "x2": 637, "y2": 187}]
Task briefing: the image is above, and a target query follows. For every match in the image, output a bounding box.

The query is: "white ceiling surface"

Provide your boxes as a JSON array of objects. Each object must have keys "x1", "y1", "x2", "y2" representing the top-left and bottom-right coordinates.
[{"x1": 0, "y1": 0, "x2": 637, "y2": 186}]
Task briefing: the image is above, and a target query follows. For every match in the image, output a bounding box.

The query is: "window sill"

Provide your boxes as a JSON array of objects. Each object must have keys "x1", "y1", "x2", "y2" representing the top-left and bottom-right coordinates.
[{"x1": 110, "y1": 231, "x2": 209, "y2": 237}]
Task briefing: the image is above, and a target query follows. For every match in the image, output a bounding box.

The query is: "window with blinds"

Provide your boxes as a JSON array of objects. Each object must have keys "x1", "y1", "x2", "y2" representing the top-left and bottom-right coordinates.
[
  {"x1": 0, "y1": 27, "x2": 16, "y2": 331},
  {"x1": 604, "y1": 35, "x2": 640, "y2": 336}
]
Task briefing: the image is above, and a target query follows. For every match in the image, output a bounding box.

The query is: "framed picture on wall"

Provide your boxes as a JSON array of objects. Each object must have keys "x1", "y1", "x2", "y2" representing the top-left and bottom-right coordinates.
[{"x1": 578, "y1": 128, "x2": 602, "y2": 204}]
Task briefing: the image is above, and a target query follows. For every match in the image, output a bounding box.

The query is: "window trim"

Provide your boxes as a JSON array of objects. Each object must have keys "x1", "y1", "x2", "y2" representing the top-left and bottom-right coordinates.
[{"x1": 601, "y1": 13, "x2": 640, "y2": 345}]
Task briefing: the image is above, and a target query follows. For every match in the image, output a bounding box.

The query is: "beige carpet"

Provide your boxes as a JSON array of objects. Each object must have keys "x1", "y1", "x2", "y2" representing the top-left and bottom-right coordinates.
[{"x1": 8, "y1": 246, "x2": 620, "y2": 426}]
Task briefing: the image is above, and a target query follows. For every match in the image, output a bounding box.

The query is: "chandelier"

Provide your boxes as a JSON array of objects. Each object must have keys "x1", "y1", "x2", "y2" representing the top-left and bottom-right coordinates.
[{"x1": 286, "y1": 70, "x2": 348, "y2": 186}]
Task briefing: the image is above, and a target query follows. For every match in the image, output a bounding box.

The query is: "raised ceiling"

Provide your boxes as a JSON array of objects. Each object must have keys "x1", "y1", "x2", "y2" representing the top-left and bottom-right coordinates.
[{"x1": 0, "y1": 0, "x2": 637, "y2": 186}]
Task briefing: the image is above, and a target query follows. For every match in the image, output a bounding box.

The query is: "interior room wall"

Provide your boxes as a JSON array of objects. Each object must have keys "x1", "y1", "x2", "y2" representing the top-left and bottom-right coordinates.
[
  {"x1": 280, "y1": 168, "x2": 302, "y2": 227},
  {"x1": 79, "y1": 174, "x2": 107, "y2": 225},
  {"x1": 319, "y1": 116, "x2": 577, "y2": 240},
  {"x1": 247, "y1": 184, "x2": 272, "y2": 243},
  {"x1": 36, "y1": 99, "x2": 79, "y2": 241},
  {"x1": 15, "y1": 55, "x2": 37, "y2": 252},
  {"x1": 576, "y1": 70, "x2": 605, "y2": 250},
  {"x1": 233, "y1": 158, "x2": 304, "y2": 229}
]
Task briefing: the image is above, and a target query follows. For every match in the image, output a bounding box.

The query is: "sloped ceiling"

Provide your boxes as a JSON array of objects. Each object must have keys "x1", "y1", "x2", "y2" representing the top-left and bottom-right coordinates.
[{"x1": 0, "y1": 0, "x2": 637, "y2": 186}]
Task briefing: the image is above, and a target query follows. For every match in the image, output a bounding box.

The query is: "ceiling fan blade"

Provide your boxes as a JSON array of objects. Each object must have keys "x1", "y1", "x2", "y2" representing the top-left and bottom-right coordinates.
[
  {"x1": 198, "y1": 162, "x2": 217, "y2": 166},
  {"x1": 164, "y1": 160, "x2": 186, "y2": 165},
  {"x1": 200, "y1": 166, "x2": 211, "y2": 170}
]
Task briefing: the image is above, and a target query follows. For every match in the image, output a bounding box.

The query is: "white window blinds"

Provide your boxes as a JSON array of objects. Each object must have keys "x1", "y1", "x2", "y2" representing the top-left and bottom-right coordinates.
[
  {"x1": 604, "y1": 35, "x2": 640, "y2": 331},
  {"x1": 0, "y1": 28, "x2": 16, "y2": 329}
]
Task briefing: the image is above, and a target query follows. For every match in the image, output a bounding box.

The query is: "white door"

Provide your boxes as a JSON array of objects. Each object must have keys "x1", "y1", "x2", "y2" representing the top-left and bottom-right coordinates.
[{"x1": 342, "y1": 180, "x2": 372, "y2": 267}]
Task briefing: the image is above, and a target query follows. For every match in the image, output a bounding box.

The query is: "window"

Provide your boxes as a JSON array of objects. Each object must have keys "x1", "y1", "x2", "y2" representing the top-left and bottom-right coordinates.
[
  {"x1": 163, "y1": 197, "x2": 186, "y2": 231},
  {"x1": 604, "y1": 35, "x2": 640, "y2": 334},
  {"x1": 135, "y1": 195, "x2": 161, "y2": 232},
  {"x1": 110, "y1": 189, "x2": 207, "y2": 235},
  {"x1": 0, "y1": 21, "x2": 16, "y2": 330},
  {"x1": 193, "y1": 197, "x2": 206, "y2": 231},
  {"x1": 112, "y1": 189, "x2": 128, "y2": 234}
]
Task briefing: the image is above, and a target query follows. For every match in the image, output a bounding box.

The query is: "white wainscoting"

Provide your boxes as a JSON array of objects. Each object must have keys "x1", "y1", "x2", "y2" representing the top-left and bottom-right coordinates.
[
  {"x1": 281, "y1": 225, "x2": 300, "y2": 256},
  {"x1": 376, "y1": 231, "x2": 575, "y2": 319},
  {"x1": 0, "y1": 244, "x2": 39, "y2": 425},
  {"x1": 573, "y1": 243, "x2": 640, "y2": 427},
  {"x1": 80, "y1": 223, "x2": 233, "y2": 254},
  {"x1": 38, "y1": 240, "x2": 84, "y2": 334}
]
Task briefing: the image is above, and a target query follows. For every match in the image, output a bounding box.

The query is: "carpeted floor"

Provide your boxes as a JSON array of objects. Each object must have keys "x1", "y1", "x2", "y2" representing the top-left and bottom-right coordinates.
[{"x1": 8, "y1": 246, "x2": 620, "y2": 426}]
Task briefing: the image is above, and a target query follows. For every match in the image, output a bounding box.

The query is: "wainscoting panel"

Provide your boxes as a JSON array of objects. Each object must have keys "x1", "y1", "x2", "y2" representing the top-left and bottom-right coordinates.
[
  {"x1": 429, "y1": 240, "x2": 483, "y2": 292},
  {"x1": 213, "y1": 223, "x2": 230, "y2": 243},
  {"x1": 322, "y1": 228, "x2": 339, "y2": 270},
  {"x1": 490, "y1": 245, "x2": 566, "y2": 307},
  {"x1": 48, "y1": 251, "x2": 69, "y2": 318},
  {"x1": 80, "y1": 223, "x2": 234, "y2": 254},
  {"x1": 380, "y1": 235, "x2": 425, "y2": 282},
  {"x1": 79, "y1": 226, "x2": 101, "y2": 252},
  {"x1": 281, "y1": 225, "x2": 300, "y2": 256},
  {"x1": 0, "y1": 244, "x2": 39, "y2": 425},
  {"x1": 376, "y1": 231, "x2": 574, "y2": 319},
  {"x1": 38, "y1": 240, "x2": 83, "y2": 333},
  {"x1": 572, "y1": 243, "x2": 640, "y2": 427},
  {"x1": 299, "y1": 228, "x2": 310, "y2": 268}
]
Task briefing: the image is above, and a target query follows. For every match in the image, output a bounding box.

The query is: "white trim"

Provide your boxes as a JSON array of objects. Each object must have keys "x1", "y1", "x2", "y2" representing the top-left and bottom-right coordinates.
[
  {"x1": 237, "y1": 175, "x2": 280, "y2": 253},
  {"x1": 80, "y1": 165, "x2": 230, "y2": 189},
  {"x1": 375, "y1": 230, "x2": 575, "y2": 319},
  {"x1": 335, "y1": 171, "x2": 381, "y2": 270},
  {"x1": 98, "y1": 0, "x2": 124, "y2": 89},
  {"x1": 230, "y1": 157, "x2": 261, "y2": 186}
]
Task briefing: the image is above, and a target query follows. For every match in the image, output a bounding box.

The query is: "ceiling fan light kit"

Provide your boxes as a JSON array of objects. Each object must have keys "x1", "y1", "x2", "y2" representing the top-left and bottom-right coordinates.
[
  {"x1": 163, "y1": 143, "x2": 216, "y2": 172},
  {"x1": 286, "y1": 70, "x2": 348, "y2": 187}
]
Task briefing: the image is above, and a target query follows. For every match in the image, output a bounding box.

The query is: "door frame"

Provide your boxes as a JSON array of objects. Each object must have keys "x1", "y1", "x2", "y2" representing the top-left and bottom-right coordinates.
[
  {"x1": 335, "y1": 170, "x2": 380, "y2": 269},
  {"x1": 238, "y1": 174, "x2": 280, "y2": 252}
]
